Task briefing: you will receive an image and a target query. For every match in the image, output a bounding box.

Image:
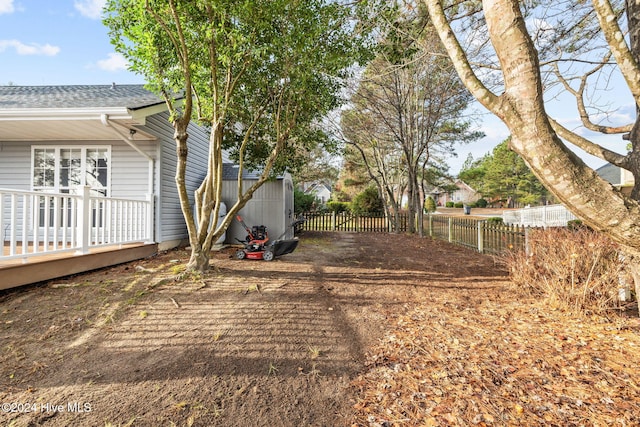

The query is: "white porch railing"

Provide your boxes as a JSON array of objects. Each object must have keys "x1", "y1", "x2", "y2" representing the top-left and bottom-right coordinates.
[
  {"x1": 502, "y1": 204, "x2": 578, "y2": 227},
  {"x1": 0, "y1": 186, "x2": 154, "y2": 262}
]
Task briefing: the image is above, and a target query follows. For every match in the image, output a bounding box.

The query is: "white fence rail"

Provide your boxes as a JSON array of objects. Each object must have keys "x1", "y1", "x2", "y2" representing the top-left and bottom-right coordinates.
[
  {"x1": 502, "y1": 204, "x2": 578, "y2": 227},
  {"x1": 1, "y1": 186, "x2": 153, "y2": 262}
]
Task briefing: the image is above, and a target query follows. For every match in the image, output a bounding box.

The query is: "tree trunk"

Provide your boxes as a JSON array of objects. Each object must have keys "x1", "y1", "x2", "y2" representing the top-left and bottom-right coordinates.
[
  {"x1": 626, "y1": 0, "x2": 640, "y2": 201},
  {"x1": 426, "y1": 0, "x2": 640, "y2": 249},
  {"x1": 186, "y1": 243, "x2": 210, "y2": 272},
  {"x1": 426, "y1": 0, "x2": 640, "y2": 313},
  {"x1": 626, "y1": 0, "x2": 640, "y2": 313},
  {"x1": 173, "y1": 121, "x2": 213, "y2": 274}
]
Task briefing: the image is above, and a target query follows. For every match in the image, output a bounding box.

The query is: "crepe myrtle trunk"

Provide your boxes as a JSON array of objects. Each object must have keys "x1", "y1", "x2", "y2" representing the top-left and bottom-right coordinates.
[{"x1": 172, "y1": 123, "x2": 212, "y2": 272}]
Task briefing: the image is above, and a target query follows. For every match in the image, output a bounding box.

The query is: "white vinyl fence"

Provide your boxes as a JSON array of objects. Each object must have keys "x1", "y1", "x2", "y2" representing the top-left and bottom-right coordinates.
[
  {"x1": 1, "y1": 186, "x2": 153, "y2": 262},
  {"x1": 502, "y1": 204, "x2": 578, "y2": 227}
]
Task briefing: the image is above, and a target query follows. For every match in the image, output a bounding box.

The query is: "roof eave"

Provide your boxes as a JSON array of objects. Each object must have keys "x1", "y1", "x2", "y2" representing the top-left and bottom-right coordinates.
[{"x1": 0, "y1": 107, "x2": 134, "y2": 122}]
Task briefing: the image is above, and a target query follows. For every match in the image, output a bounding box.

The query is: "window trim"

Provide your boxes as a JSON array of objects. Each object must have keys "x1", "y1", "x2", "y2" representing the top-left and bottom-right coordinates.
[{"x1": 31, "y1": 145, "x2": 112, "y2": 196}]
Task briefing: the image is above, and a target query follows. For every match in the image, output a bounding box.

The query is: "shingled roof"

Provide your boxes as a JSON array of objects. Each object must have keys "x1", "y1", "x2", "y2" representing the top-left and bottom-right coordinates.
[
  {"x1": 0, "y1": 84, "x2": 169, "y2": 110},
  {"x1": 222, "y1": 163, "x2": 287, "y2": 180}
]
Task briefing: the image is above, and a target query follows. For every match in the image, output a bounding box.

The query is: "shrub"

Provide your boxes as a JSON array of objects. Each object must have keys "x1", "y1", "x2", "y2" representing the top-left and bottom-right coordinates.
[
  {"x1": 351, "y1": 186, "x2": 384, "y2": 215},
  {"x1": 445, "y1": 201, "x2": 454, "y2": 208},
  {"x1": 475, "y1": 198, "x2": 488, "y2": 208},
  {"x1": 454, "y1": 202, "x2": 464, "y2": 208},
  {"x1": 294, "y1": 188, "x2": 315, "y2": 214},
  {"x1": 506, "y1": 228, "x2": 625, "y2": 315},
  {"x1": 424, "y1": 196, "x2": 436, "y2": 213},
  {"x1": 327, "y1": 201, "x2": 349, "y2": 213},
  {"x1": 486, "y1": 216, "x2": 503, "y2": 224}
]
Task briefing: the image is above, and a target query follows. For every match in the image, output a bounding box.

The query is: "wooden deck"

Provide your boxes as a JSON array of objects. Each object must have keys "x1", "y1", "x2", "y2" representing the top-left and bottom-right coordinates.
[{"x1": 1, "y1": 242, "x2": 158, "y2": 290}]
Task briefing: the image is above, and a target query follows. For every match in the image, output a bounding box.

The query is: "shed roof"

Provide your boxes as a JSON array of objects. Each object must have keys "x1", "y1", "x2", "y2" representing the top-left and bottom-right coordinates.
[{"x1": 222, "y1": 163, "x2": 287, "y2": 181}]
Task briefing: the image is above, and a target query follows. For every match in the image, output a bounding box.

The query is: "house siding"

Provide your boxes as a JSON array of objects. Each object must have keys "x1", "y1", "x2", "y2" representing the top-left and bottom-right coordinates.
[
  {"x1": 140, "y1": 112, "x2": 214, "y2": 246},
  {"x1": 111, "y1": 140, "x2": 156, "y2": 199},
  {"x1": 0, "y1": 139, "x2": 155, "y2": 243},
  {"x1": 0, "y1": 140, "x2": 154, "y2": 197},
  {"x1": 0, "y1": 141, "x2": 31, "y2": 190},
  {"x1": 0, "y1": 85, "x2": 226, "y2": 254}
]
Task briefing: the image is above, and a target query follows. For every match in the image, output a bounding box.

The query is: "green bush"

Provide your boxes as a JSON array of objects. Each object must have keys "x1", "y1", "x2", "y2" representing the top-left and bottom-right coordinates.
[
  {"x1": 454, "y1": 202, "x2": 464, "y2": 208},
  {"x1": 475, "y1": 198, "x2": 488, "y2": 208},
  {"x1": 445, "y1": 201, "x2": 454, "y2": 208},
  {"x1": 424, "y1": 196, "x2": 436, "y2": 213},
  {"x1": 294, "y1": 188, "x2": 315, "y2": 214},
  {"x1": 486, "y1": 216, "x2": 503, "y2": 224},
  {"x1": 327, "y1": 201, "x2": 349, "y2": 213},
  {"x1": 351, "y1": 186, "x2": 384, "y2": 215}
]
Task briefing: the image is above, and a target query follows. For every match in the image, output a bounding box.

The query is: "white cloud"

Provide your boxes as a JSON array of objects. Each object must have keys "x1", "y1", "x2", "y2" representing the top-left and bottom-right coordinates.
[
  {"x1": 0, "y1": 0, "x2": 14, "y2": 15},
  {"x1": 74, "y1": 0, "x2": 106, "y2": 19},
  {"x1": 0, "y1": 40, "x2": 60, "y2": 56},
  {"x1": 96, "y1": 52, "x2": 128, "y2": 71}
]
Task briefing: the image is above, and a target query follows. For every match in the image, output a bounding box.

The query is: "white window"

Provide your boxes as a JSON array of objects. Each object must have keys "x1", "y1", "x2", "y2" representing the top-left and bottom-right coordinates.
[{"x1": 32, "y1": 147, "x2": 110, "y2": 196}]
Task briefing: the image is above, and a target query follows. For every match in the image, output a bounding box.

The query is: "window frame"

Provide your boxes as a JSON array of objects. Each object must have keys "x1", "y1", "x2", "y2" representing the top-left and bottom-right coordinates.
[{"x1": 31, "y1": 146, "x2": 112, "y2": 196}]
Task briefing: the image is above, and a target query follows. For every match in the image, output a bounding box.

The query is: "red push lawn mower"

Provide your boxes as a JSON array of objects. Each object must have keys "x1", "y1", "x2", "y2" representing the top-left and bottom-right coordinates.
[{"x1": 234, "y1": 215, "x2": 303, "y2": 261}]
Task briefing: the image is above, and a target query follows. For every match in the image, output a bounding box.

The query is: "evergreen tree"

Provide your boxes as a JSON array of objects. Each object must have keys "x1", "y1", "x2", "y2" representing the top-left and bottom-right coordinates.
[{"x1": 459, "y1": 139, "x2": 551, "y2": 206}]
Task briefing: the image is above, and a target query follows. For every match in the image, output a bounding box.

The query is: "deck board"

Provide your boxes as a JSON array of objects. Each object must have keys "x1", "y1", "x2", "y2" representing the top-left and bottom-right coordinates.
[{"x1": 0, "y1": 242, "x2": 158, "y2": 290}]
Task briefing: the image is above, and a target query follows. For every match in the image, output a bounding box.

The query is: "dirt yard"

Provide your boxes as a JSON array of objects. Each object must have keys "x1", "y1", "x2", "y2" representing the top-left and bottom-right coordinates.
[{"x1": 1, "y1": 231, "x2": 640, "y2": 426}]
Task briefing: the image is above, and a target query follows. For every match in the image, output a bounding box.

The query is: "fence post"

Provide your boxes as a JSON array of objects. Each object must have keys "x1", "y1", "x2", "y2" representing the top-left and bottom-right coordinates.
[
  {"x1": 448, "y1": 217, "x2": 453, "y2": 243},
  {"x1": 524, "y1": 226, "x2": 530, "y2": 256},
  {"x1": 75, "y1": 185, "x2": 91, "y2": 255},
  {"x1": 477, "y1": 221, "x2": 484, "y2": 253},
  {"x1": 429, "y1": 214, "x2": 433, "y2": 237},
  {"x1": 332, "y1": 211, "x2": 337, "y2": 231}
]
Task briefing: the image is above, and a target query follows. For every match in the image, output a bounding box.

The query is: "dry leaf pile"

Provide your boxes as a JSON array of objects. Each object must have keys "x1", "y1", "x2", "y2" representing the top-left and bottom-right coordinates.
[{"x1": 351, "y1": 299, "x2": 640, "y2": 427}]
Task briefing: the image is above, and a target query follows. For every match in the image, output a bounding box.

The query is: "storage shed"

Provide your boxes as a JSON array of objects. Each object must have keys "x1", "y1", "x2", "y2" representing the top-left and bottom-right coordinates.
[{"x1": 221, "y1": 164, "x2": 295, "y2": 244}]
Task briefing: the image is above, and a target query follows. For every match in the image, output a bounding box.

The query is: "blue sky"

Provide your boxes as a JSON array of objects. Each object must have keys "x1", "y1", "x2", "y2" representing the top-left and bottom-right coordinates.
[
  {"x1": 0, "y1": 0, "x2": 143, "y2": 85},
  {"x1": 0, "y1": 0, "x2": 629, "y2": 175}
]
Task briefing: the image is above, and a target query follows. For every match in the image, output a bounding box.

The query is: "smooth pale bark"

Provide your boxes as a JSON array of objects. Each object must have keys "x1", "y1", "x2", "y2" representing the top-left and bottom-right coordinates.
[
  {"x1": 425, "y1": 0, "x2": 640, "y2": 313},
  {"x1": 424, "y1": 0, "x2": 640, "y2": 250}
]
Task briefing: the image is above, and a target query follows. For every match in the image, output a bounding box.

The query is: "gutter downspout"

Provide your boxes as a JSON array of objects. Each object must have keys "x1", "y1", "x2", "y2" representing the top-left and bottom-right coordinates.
[{"x1": 101, "y1": 113, "x2": 156, "y2": 243}]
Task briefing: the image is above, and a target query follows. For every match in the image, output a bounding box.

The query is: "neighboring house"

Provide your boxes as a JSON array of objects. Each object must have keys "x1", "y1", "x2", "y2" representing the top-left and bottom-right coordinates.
[
  {"x1": 221, "y1": 164, "x2": 295, "y2": 243},
  {"x1": 596, "y1": 163, "x2": 634, "y2": 195},
  {"x1": 304, "y1": 182, "x2": 331, "y2": 204},
  {"x1": 429, "y1": 179, "x2": 480, "y2": 206},
  {"x1": 0, "y1": 84, "x2": 291, "y2": 288}
]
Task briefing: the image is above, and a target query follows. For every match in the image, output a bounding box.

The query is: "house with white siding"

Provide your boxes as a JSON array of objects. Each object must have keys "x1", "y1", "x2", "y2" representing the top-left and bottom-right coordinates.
[
  {"x1": 0, "y1": 84, "x2": 217, "y2": 288},
  {"x1": 304, "y1": 182, "x2": 331, "y2": 204}
]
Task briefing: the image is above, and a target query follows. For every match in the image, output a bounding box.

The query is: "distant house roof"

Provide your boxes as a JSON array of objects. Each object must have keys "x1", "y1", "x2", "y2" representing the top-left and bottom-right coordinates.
[
  {"x1": 0, "y1": 84, "x2": 168, "y2": 110},
  {"x1": 305, "y1": 182, "x2": 331, "y2": 194},
  {"x1": 596, "y1": 163, "x2": 634, "y2": 187},
  {"x1": 455, "y1": 179, "x2": 476, "y2": 192}
]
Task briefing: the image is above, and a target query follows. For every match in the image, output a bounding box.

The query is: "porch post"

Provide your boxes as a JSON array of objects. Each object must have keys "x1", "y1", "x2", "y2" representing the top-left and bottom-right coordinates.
[
  {"x1": 75, "y1": 185, "x2": 91, "y2": 255},
  {"x1": 146, "y1": 193, "x2": 154, "y2": 243}
]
